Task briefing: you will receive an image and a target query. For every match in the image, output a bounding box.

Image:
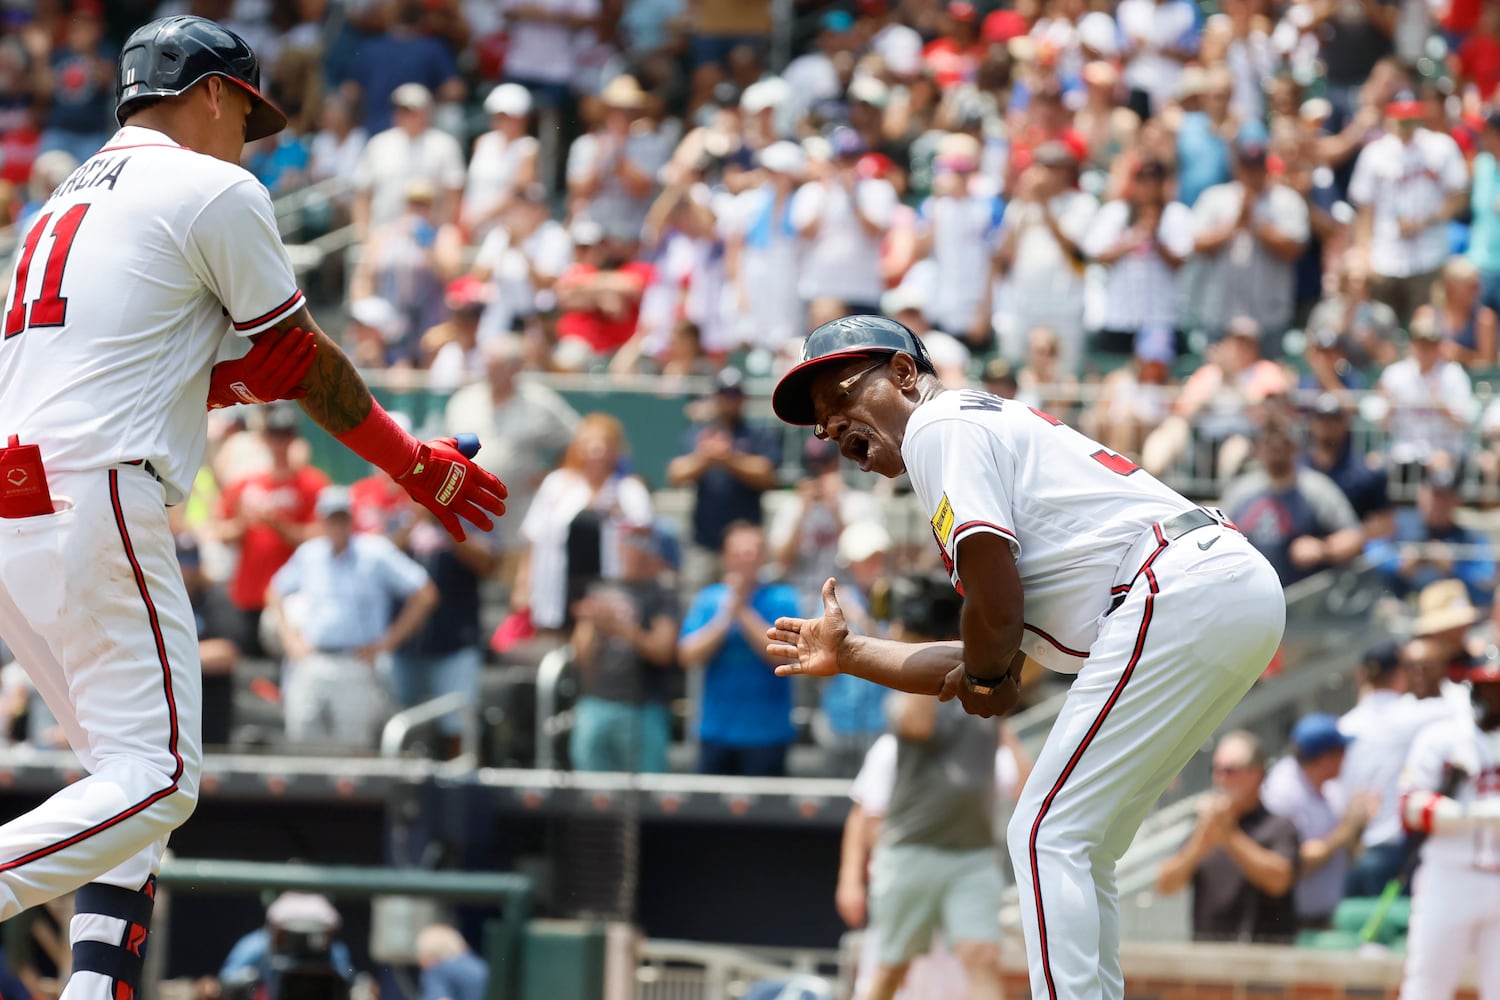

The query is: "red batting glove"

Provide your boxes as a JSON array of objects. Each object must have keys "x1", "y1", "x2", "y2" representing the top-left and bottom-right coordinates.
[
  {"x1": 394, "y1": 437, "x2": 508, "y2": 542},
  {"x1": 206, "y1": 326, "x2": 318, "y2": 410}
]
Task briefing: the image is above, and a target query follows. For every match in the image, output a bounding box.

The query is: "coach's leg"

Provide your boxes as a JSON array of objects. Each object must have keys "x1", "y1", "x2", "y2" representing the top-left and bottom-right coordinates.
[{"x1": 1008, "y1": 532, "x2": 1283, "y2": 1000}]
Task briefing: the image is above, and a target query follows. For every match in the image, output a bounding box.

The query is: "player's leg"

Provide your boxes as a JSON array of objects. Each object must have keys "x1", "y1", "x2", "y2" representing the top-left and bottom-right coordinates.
[
  {"x1": 0, "y1": 469, "x2": 200, "y2": 999},
  {"x1": 1007, "y1": 531, "x2": 1283, "y2": 1000},
  {"x1": 1399, "y1": 866, "x2": 1476, "y2": 1000}
]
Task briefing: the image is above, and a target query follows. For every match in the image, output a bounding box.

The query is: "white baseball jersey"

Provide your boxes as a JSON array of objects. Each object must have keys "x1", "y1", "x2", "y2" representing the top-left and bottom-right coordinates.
[
  {"x1": 0, "y1": 126, "x2": 304, "y2": 504},
  {"x1": 1401, "y1": 716, "x2": 1500, "y2": 871},
  {"x1": 901, "y1": 389, "x2": 1195, "y2": 672}
]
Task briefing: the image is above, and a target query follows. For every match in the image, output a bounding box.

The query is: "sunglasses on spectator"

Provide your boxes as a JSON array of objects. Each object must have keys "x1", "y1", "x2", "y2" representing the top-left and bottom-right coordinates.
[{"x1": 1212, "y1": 763, "x2": 1250, "y2": 776}]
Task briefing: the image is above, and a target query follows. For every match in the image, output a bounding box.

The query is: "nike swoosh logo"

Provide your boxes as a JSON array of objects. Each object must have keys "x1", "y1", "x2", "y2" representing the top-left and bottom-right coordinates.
[{"x1": 1197, "y1": 536, "x2": 1220, "y2": 551}]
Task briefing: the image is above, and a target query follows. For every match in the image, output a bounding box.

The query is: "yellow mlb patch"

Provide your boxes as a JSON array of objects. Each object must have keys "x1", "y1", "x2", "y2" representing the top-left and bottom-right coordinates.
[{"x1": 931, "y1": 494, "x2": 954, "y2": 546}]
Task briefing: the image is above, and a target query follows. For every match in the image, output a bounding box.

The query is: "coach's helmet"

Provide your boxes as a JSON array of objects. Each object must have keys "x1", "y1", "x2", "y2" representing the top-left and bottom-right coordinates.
[
  {"x1": 772, "y1": 315, "x2": 936, "y2": 426},
  {"x1": 116, "y1": 16, "x2": 287, "y2": 141}
]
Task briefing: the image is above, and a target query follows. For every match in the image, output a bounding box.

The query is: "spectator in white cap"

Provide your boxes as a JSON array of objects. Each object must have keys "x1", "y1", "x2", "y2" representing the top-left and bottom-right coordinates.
[
  {"x1": 724, "y1": 140, "x2": 806, "y2": 355},
  {"x1": 463, "y1": 84, "x2": 541, "y2": 240},
  {"x1": 908, "y1": 132, "x2": 1003, "y2": 349},
  {"x1": 740, "y1": 77, "x2": 793, "y2": 149},
  {"x1": 352, "y1": 82, "x2": 467, "y2": 238},
  {"x1": 770, "y1": 435, "x2": 882, "y2": 611},
  {"x1": 567, "y1": 75, "x2": 674, "y2": 244},
  {"x1": 218, "y1": 892, "x2": 354, "y2": 996}
]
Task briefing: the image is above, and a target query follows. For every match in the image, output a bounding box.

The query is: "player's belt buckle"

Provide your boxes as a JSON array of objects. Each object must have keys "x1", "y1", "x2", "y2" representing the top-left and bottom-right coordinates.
[{"x1": 1159, "y1": 507, "x2": 1218, "y2": 542}]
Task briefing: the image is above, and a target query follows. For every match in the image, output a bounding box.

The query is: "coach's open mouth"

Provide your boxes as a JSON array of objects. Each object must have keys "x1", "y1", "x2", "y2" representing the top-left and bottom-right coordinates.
[{"x1": 842, "y1": 431, "x2": 871, "y2": 470}]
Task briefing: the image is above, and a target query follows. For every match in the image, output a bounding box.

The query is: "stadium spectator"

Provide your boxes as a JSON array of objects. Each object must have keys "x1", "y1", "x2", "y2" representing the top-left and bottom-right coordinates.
[
  {"x1": 1014, "y1": 325, "x2": 1081, "y2": 425},
  {"x1": 1157, "y1": 731, "x2": 1299, "y2": 944},
  {"x1": 500, "y1": 0, "x2": 599, "y2": 112},
  {"x1": 1408, "y1": 581, "x2": 1488, "y2": 706},
  {"x1": 386, "y1": 497, "x2": 494, "y2": 759},
  {"x1": 422, "y1": 276, "x2": 490, "y2": 391},
  {"x1": 782, "y1": 11, "x2": 852, "y2": 121},
  {"x1": 35, "y1": 2, "x2": 113, "y2": 165},
  {"x1": 444, "y1": 336, "x2": 579, "y2": 547},
  {"x1": 1116, "y1": 0, "x2": 1200, "y2": 118},
  {"x1": 1338, "y1": 641, "x2": 1449, "y2": 898},
  {"x1": 351, "y1": 82, "x2": 466, "y2": 238},
  {"x1": 678, "y1": 521, "x2": 799, "y2": 777},
  {"x1": 1220, "y1": 417, "x2": 1365, "y2": 587},
  {"x1": 1367, "y1": 462, "x2": 1494, "y2": 605},
  {"x1": 667, "y1": 367, "x2": 782, "y2": 587},
  {"x1": 1201, "y1": 0, "x2": 1276, "y2": 124},
  {"x1": 1469, "y1": 111, "x2": 1500, "y2": 316},
  {"x1": 769, "y1": 436, "x2": 881, "y2": 610},
  {"x1": 818, "y1": 522, "x2": 896, "y2": 777},
  {"x1": 462, "y1": 83, "x2": 540, "y2": 241},
  {"x1": 1377, "y1": 315, "x2": 1476, "y2": 481},
  {"x1": 514, "y1": 413, "x2": 653, "y2": 636},
  {"x1": 343, "y1": 296, "x2": 404, "y2": 370},
  {"x1": 551, "y1": 221, "x2": 653, "y2": 364},
  {"x1": 792, "y1": 127, "x2": 899, "y2": 317},
  {"x1": 566, "y1": 74, "x2": 672, "y2": 245},
  {"x1": 637, "y1": 173, "x2": 731, "y2": 354},
  {"x1": 905, "y1": 132, "x2": 1001, "y2": 345},
  {"x1": 1083, "y1": 156, "x2": 1194, "y2": 356},
  {"x1": 269, "y1": 487, "x2": 438, "y2": 749},
  {"x1": 1171, "y1": 67, "x2": 1237, "y2": 211},
  {"x1": 1299, "y1": 327, "x2": 1369, "y2": 394},
  {"x1": 342, "y1": 1, "x2": 463, "y2": 136},
  {"x1": 1142, "y1": 317, "x2": 1289, "y2": 484},
  {"x1": 218, "y1": 893, "x2": 354, "y2": 999},
  {"x1": 1188, "y1": 137, "x2": 1308, "y2": 350},
  {"x1": 1078, "y1": 327, "x2": 1176, "y2": 461},
  {"x1": 471, "y1": 182, "x2": 575, "y2": 341},
  {"x1": 1261, "y1": 714, "x2": 1372, "y2": 931},
  {"x1": 1301, "y1": 395, "x2": 1392, "y2": 536},
  {"x1": 1348, "y1": 95, "x2": 1470, "y2": 323},
  {"x1": 415, "y1": 924, "x2": 488, "y2": 1000},
  {"x1": 723, "y1": 140, "x2": 806, "y2": 357},
  {"x1": 1303, "y1": 261, "x2": 1402, "y2": 375},
  {"x1": 210, "y1": 405, "x2": 328, "y2": 660},
  {"x1": 348, "y1": 178, "x2": 464, "y2": 365},
  {"x1": 568, "y1": 521, "x2": 681, "y2": 774},
  {"x1": 987, "y1": 140, "x2": 1095, "y2": 370},
  {"x1": 306, "y1": 95, "x2": 367, "y2": 228},
  {"x1": 1410, "y1": 256, "x2": 1499, "y2": 369}
]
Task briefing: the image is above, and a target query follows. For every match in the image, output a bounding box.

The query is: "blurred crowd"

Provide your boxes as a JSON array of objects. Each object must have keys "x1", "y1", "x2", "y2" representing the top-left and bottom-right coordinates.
[{"x1": 1, "y1": 0, "x2": 1500, "y2": 859}]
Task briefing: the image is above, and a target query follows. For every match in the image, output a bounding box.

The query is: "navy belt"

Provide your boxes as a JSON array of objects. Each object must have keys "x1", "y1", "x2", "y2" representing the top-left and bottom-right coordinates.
[
  {"x1": 1158, "y1": 507, "x2": 1220, "y2": 542},
  {"x1": 123, "y1": 459, "x2": 162, "y2": 483}
]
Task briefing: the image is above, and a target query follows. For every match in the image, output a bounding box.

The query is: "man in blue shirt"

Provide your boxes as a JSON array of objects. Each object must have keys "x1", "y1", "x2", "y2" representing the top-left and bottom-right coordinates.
[
  {"x1": 268, "y1": 487, "x2": 439, "y2": 748},
  {"x1": 416, "y1": 924, "x2": 487, "y2": 1000},
  {"x1": 667, "y1": 368, "x2": 782, "y2": 588},
  {"x1": 678, "y1": 521, "x2": 800, "y2": 776},
  {"x1": 1366, "y1": 462, "x2": 1495, "y2": 606},
  {"x1": 343, "y1": 4, "x2": 462, "y2": 135},
  {"x1": 1301, "y1": 395, "x2": 1390, "y2": 536},
  {"x1": 1469, "y1": 111, "x2": 1500, "y2": 315}
]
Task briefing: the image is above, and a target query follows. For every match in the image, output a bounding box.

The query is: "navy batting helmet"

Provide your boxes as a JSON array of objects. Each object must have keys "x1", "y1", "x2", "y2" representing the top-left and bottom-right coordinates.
[
  {"x1": 116, "y1": 16, "x2": 287, "y2": 142},
  {"x1": 771, "y1": 315, "x2": 936, "y2": 426}
]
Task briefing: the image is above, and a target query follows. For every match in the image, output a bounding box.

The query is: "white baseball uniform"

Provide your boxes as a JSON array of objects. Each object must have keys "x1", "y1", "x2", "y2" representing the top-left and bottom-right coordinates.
[
  {"x1": 0, "y1": 125, "x2": 303, "y2": 996},
  {"x1": 1398, "y1": 717, "x2": 1500, "y2": 1000},
  {"x1": 902, "y1": 389, "x2": 1286, "y2": 1000}
]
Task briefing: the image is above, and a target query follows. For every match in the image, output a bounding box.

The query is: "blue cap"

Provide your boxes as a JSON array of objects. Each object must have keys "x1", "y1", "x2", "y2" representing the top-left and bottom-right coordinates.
[
  {"x1": 1290, "y1": 713, "x2": 1352, "y2": 758},
  {"x1": 822, "y1": 10, "x2": 854, "y2": 32}
]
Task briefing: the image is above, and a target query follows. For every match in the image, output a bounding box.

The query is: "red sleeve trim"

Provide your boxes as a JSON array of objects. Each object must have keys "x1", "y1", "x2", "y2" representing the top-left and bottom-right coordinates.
[
  {"x1": 951, "y1": 520, "x2": 1018, "y2": 545},
  {"x1": 232, "y1": 290, "x2": 306, "y2": 333},
  {"x1": 1420, "y1": 794, "x2": 1439, "y2": 835}
]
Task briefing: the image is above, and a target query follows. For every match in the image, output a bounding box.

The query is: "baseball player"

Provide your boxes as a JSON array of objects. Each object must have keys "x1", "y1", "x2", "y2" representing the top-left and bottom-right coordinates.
[
  {"x1": 766, "y1": 316, "x2": 1286, "y2": 1000},
  {"x1": 0, "y1": 17, "x2": 506, "y2": 1000},
  {"x1": 1397, "y1": 653, "x2": 1500, "y2": 1000}
]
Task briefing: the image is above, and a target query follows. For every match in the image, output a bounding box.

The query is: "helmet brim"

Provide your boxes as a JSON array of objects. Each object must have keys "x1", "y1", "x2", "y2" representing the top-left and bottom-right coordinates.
[
  {"x1": 771, "y1": 349, "x2": 896, "y2": 426},
  {"x1": 230, "y1": 76, "x2": 288, "y2": 141}
]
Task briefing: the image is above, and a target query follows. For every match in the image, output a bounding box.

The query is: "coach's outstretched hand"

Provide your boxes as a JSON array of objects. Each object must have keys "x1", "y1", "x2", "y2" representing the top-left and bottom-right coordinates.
[
  {"x1": 396, "y1": 436, "x2": 508, "y2": 542},
  {"x1": 207, "y1": 325, "x2": 317, "y2": 409},
  {"x1": 768, "y1": 578, "x2": 847, "y2": 678}
]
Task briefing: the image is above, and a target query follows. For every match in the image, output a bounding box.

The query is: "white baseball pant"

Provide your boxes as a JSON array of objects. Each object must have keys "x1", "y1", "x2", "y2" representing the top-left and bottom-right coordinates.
[
  {"x1": 0, "y1": 465, "x2": 201, "y2": 999},
  {"x1": 1400, "y1": 864, "x2": 1500, "y2": 1000},
  {"x1": 1007, "y1": 522, "x2": 1285, "y2": 1000}
]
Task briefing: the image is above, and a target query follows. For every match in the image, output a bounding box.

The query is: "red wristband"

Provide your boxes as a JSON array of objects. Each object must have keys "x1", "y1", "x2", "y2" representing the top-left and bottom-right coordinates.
[{"x1": 334, "y1": 401, "x2": 420, "y2": 480}]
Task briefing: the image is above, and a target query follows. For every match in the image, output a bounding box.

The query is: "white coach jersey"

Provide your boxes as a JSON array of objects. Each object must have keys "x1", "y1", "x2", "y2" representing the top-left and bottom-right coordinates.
[
  {"x1": 0, "y1": 126, "x2": 304, "y2": 504},
  {"x1": 902, "y1": 389, "x2": 1196, "y2": 673},
  {"x1": 1401, "y1": 716, "x2": 1500, "y2": 871}
]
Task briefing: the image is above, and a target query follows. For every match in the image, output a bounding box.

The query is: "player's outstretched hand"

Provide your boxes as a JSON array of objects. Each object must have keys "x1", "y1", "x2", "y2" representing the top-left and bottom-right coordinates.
[
  {"x1": 395, "y1": 436, "x2": 508, "y2": 542},
  {"x1": 207, "y1": 325, "x2": 318, "y2": 409},
  {"x1": 768, "y1": 578, "x2": 847, "y2": 678}
]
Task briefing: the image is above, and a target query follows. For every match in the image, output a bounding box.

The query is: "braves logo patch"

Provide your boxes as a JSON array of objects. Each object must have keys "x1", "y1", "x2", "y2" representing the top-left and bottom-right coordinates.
[{"x1": 930, "y1": 493, "x2": 954, "y2": 547}]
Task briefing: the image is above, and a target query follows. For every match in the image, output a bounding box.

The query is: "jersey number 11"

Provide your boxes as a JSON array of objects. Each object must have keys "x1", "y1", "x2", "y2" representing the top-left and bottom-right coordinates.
[{"x1": 4, "y1": 204, "x2": 90, "y2": 339}]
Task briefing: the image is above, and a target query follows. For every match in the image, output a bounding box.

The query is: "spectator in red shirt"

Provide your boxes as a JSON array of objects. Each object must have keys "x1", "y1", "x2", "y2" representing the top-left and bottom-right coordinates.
[
  {"x1": 553, "y1": 220, "x2": 653, "y2": 365},
  {"x1": 210, "y1": 405, "x2": 329, "y2": 659},
  {"x1": 1458, "y1": 5, "x2": 1500, "y2": 103}
]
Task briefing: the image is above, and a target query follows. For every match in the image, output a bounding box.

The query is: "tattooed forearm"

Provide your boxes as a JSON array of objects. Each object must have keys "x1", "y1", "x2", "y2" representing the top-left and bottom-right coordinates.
[{"x1": 269, "y1": 308, "x2": 373, "y2": 434}]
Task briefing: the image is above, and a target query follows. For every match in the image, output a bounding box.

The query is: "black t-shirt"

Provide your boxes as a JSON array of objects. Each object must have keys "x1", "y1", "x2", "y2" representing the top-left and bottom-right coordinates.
[
  {"x1": 680, "y1": 420, "x2": 782, "y2": 549},
  {"x1": 578, "y1": 579, "x2": 680, "y2": 705},
  {"x1": 400, "y1": 543, "x2": 481, "y2": 656},
  {"x1": 1191, "y1": 805, "x2": 1300, "y2": 943},
  {"x1": 1321, "y1": 0, "x2": 1397, "y2": 87}
]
